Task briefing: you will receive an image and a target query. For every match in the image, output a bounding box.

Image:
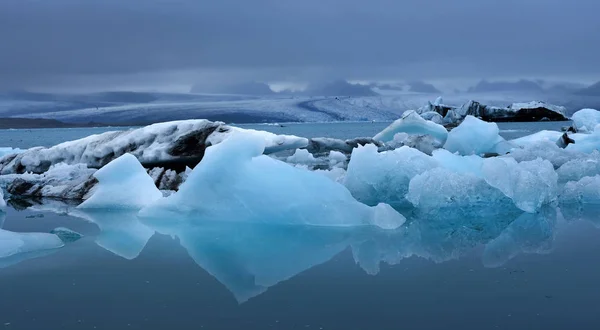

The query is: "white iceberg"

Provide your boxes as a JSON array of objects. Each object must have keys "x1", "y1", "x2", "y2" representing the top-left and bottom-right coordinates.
[
  {"x1": 511, "y1": 130, "x2": 564, "y2": 148},
  {"x1": 482, "y1": 158, "x2": 557, "y2": 213},
  {"x1": 344, "y1": 144, "x2": 437, "y2": 206},
  {"x1": 79, "y1": 153, "x2": 162, "y2": 209},
  {"x1": 566, "y1": 127, "x2": 600, "y2": 154},
  {"x1": 571, "y1": 108, "x2": 600, "y2": 132},
  {"x1": 139, "y1": 134, "x2": 405, "y2": 230},
  {"x1": 373, "y1": 110, "x2": 448, "y2": 144},
  {"x1": 444, "y1": 116, "x2": 513, "y2": 155}
]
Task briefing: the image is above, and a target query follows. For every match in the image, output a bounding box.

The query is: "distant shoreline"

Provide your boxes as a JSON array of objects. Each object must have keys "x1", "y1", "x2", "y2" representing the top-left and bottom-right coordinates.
[{"x1": 0, "y1": 118, "x2": 138, "y2": 129}]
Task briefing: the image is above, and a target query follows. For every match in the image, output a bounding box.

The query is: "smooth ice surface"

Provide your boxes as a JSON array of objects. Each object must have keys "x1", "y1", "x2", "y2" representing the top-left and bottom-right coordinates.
[
  {"x1": 482, "y1": 158, "x2": 557, "y2": 213},
  {"x1": 344, "y1": 144, "x2": 437, "y2": 206},
  {"x1": 419, "y1": 111, "x2": 443, "y2": 124},
  {"x1": 560, "y1": 175, "x2": 600, "y2": 204},
  {"x1": 373, "y1": 110, "x2": 448, "y2": 144},
  {"x1": 79, "y1": 154, "x2": 162, "y2": 209},
  {"x1": 139, "y1": 134, "x2": 405, "y2": 229},
  {"x1": 431, "y1": 149, "x2": 484, "y2": 176},
  {"x1": 0, "y1": 229, "x2": 64, "y2": 260},
  {"x1": 571, "y1": 108, "x2": 600, "y2": 132},
  {"x1": 444, "y1": 116, "x2": 513, "y2": 155}
]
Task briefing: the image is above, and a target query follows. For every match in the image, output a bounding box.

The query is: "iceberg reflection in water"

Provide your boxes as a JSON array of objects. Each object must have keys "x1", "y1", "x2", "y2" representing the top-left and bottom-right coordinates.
[{"x1": 19, "y1": 200, "x2": 598, "y2": 304}]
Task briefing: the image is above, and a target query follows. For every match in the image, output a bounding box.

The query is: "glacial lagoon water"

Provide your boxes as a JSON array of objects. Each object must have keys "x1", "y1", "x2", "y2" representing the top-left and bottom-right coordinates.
[{"x1": 2, "y1": 121, "x2": 600, "y2": 330}]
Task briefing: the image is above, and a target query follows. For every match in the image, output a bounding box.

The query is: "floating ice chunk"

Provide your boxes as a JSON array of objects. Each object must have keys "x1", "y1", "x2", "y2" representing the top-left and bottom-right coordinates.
[
  {"x1": 328, "y1": 151, "x2": 347, "y2": 167},
  {"x1": 373, "y1": 110, "x2": 448, "y2": 144},
  {"x1": 431, "y1": 149, "x2": 484, "y2": 176},
  {"x1": 139, "y1": 134, "x2": 405, "y2": 229},
  {"x1": 483, "y1": 208, "x2": 557, "y2": 268},
  {"x1": 556, "y1": 153, "x2": 600, "y2": 182},
  {"x1": 79, "y1": 154, "x2": 162, "y2": 210},
  {"x1": 286, "y1": 149, "x2": 319, "y2": 165},
  {"x1": 433, "y1": 96, "x2": 443, "y2": 106},
  {"x1": 571, "y1": 108, "x2": 600, "y2": 133},
  {"x1": 482, "y1": 158, "x2": 558, "y2": 213},
  {"x1": 420, "y1": 111, "x2": 443, "y2": 124},
  {"x1": 0, "y1": 147, "x2": 23, "y2": 159},
  {"x1": 444, "y1": 116, "x2": 513, "y2": 155},
  {"x1": 560, "y1": 175, "x2": 600, "y2": 204},
  {"x1": 508, "y1": 140, "x2": 581, "y2": 169},
  {"x1": 50, "y1": 227, "x2": 83, "y2": 243},
  {"x1": 406, "y1": 168, "x2": 508, "y2": 209},
  {"x1": 344, "y1": 144, "x2": 438, "y2": 206},
  {"x1": 511, "y1": 130, "x2": 564, "y2": 148},
  {"x1": 443, "y1": 109, "x2": 462, "y2": 125},
  {"x1": 566, "y1": 127, "x2": 600, "y2": 153},
  {"x1": 0, "y1": 229, "x2": 64, "y2": 260},
  {"x1": 211, "y1": 126, "x2": 309, "y2": 154}
]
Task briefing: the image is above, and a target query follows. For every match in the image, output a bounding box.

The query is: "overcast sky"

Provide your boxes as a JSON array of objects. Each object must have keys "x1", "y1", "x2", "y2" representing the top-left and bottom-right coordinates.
[{"x1": 1, "y1": 0, "x2": 599, "y2": 92}]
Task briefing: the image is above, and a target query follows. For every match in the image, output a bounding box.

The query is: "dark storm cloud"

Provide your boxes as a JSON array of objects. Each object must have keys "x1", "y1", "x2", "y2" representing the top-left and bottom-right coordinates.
[{"x1": 1, "y1": 0, "x2": 599, "y2": 90}]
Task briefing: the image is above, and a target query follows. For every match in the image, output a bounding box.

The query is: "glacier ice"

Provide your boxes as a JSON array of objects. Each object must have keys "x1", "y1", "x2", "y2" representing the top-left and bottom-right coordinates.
[
  {"x1": 0, "y1": 119, "x2": 308, "y2": 175},
  {"x1": 0, "y1": 147, "x2": 23, "y2": 159},
  {"x1": 328, "y1": 150, "x2": 347, "y2": 166},
  {"x1": 373, "y1": 110, "x2": 448, "y2": 144},
  {"x1": 79, "y1": 153, "x2": 162, "y2": 210},
  {"x1": 406, "y1": 168, "x2": 509, "y2": 209},
  {"x1": 0, "y1": 163, "x2": 96, "y2": 200},
  {"x1": 511, "y1": 130, "x2": 564, "y2": 148},
  {"x1": 566, "y1": 127, "x2": 600, "y2": 154},
  {"x1": 482, "y1": 157, "x2": 557, "y2": 213},
  {"x1": 431, "y1": 149, "x2": 484, "y2": 176},
  {"x1": 286, "y1": 149, "x2": 320, "y2": 165},
  {"x1": 444, "y1": 116, "x2": 513, "y2": 155},
  {"x1": 139, "y1": 133, "x2": 406, "y2": 230},
  {"x1": 419, "y1": 111, "x2": 443, "y2": 124},
  {"x1": 571, "y1": 108, "x2": 600, "y2": 133},
  {"x1": 344, "y1": 144, "x2": 437, "y2": 206},
  {"x1": 560, "y1": 175, "x2": 600, "y2": 204},
  {"x1": 556, "y1": 153, "x2": 600, "y2": 182},
  {"x1": 508, "y1": 140, "x2": 582, "y2": 169}
]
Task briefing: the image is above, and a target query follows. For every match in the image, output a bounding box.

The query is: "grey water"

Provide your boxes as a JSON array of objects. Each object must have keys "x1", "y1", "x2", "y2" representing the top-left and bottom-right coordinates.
[
  {"x1": 1, "y1": 203, "x2": 600, "y2": 330},
  {"x1": 0, "y1": 121, "x2": 569, "y2": 149},
  {"x1": 1, "y1": 121, "x2": 597, "y2": 330}
]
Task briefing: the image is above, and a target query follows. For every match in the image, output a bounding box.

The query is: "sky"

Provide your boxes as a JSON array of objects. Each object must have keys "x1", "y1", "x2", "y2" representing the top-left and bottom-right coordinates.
[{"x1": 1, "y1": 0, "x2": 599, "y2": 92}]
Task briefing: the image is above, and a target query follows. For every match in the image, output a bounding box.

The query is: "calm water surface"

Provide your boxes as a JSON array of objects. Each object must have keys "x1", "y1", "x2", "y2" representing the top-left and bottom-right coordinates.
[
  {"x1": 1, "y1": 121, "x2": 596, "y2": 330},
  {"x1": 0, "y1": 121, "x2": 569, "y2": 149}
]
